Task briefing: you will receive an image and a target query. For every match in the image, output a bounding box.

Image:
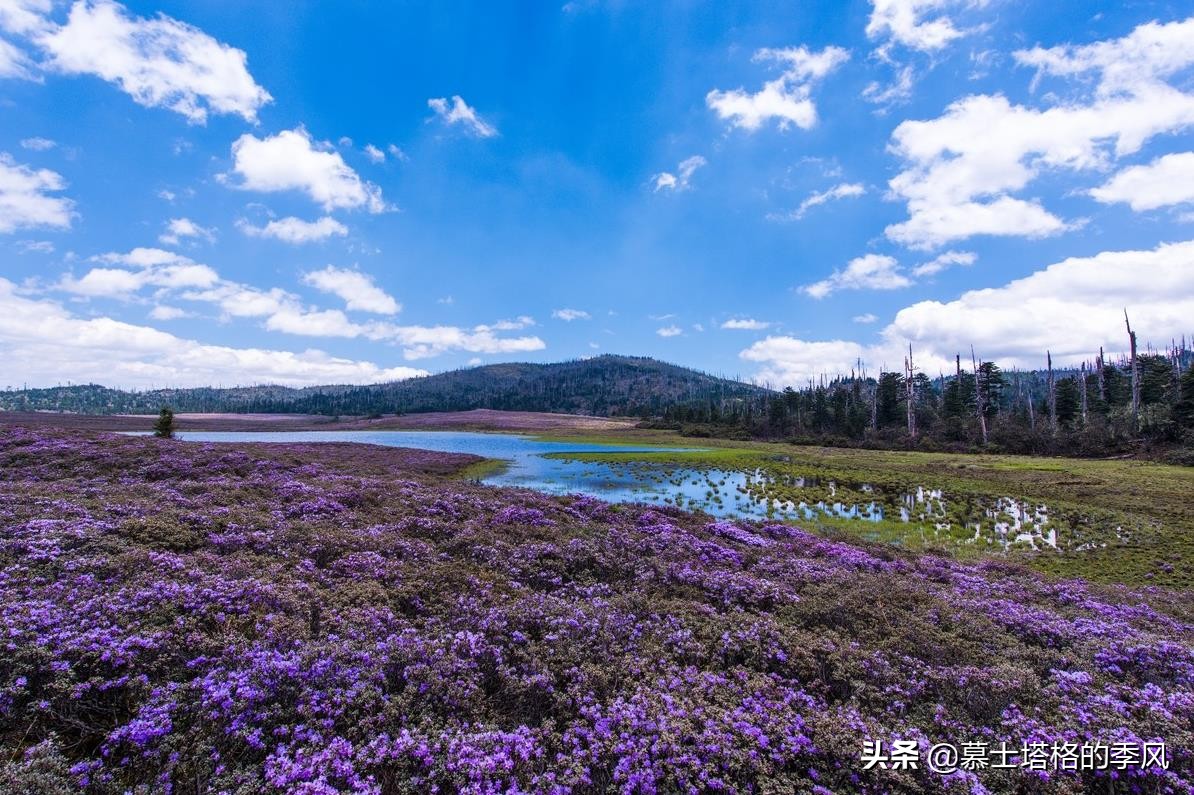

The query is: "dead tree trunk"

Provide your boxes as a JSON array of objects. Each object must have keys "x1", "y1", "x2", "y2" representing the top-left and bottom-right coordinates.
[
  {"x1": 1096, "y1": 346, "x2": 1106, "y2": 404},
  {"x1": 905, "y1": 344, "x2": 916, "y2": 439},
  {"x1": 1047, "y1": 350, "x2": 1057, "y2": 435},
  {"x1": 870, "y1": 371, "x2": 878, "y2": 432},
  {"x1": 1125, "y1": 310, "x2": 1140, "y2": 426},
  {"x1": 1015, "y1": 368, "x2": 1034, "y2": 431},
  {"x1": 1079, "y1": 361, "x2": 1088, "y2": 427},
  {"x1": 971, "y1": 346, "x2": 987, "y2": 446}
]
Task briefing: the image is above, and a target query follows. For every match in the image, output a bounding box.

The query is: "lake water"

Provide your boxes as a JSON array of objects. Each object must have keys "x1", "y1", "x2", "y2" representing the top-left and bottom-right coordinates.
[{"x1": 158, "y1": 431, "x2": 1068, "y2": 548}]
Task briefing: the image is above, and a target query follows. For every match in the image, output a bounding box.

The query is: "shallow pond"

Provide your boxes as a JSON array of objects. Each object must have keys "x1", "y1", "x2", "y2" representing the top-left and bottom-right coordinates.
[{"x1": 156, "y1": 431, "x2": 1074, "y2": 550}]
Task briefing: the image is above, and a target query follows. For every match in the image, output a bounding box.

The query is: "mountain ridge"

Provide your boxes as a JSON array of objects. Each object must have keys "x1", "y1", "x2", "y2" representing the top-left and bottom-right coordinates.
[{"x1": 0, "y1": 354, "x2": 772, "y2": 417}]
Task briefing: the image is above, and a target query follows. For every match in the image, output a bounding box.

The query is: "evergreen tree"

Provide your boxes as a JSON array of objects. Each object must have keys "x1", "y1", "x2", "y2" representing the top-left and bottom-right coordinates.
[
  {"x1": 1175, "y1": 366, "x2": 1194, "y2": 429},
  {"x1": 153, "y1": 406, "x2": 175, "y2": 439}
]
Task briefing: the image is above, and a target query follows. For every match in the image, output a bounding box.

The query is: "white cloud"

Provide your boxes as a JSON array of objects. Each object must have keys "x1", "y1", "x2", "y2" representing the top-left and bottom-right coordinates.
[
  {"x1": 237, "y1": 215, "x2": 348, "y2": 244},
  {"x1": 475, "y1": 315, "x2": 535, "y2": 332},
  {"x1": 741, "y1": 337, "x2": 870, "y2": 386},
  {"x1": 35, "y1": 0, "x2": 271, "y2": 123},
  {"x1": 428, "y1": 95, "x2": 498, "y2": 138},
  {"x1": 910, "y1": 249, "x2": 975, "y2": 277},
  {"x1": 721, "y1": 318, "x2": 770, "y2": 330},
  {"x1": 0, "y1": 153, "x2": 73, "y2": 233},
  {"x1": 802, "y1": 253, "x2": 910, "y2": 298},
  {"x1": 149, "y1": 304, "x2": 188, "y2": 320},
  {"x1": 885, "y1": 17, "x2": 1194, "y2": 249},
  {"x1": 742, "y1": 238, "x2": 1194, "y2": 386},
  {"x1": 552, "y1": 308, "x2": 590, "y2": 321},
  {"x1": 264, "y1": 307, "x2": 362, "y2": 338},
  {"x1": 17, "y1": 239, "x2": 53, "y2": 253},
  {"x1": 863, "y1": 65, "x2": 915, "y2": 107},
  {"x1": 19, "y1": 136, "x2": 55, "y2": 151},
  {"x1": 158, "y1": 217, "x2": 214, "y2": 246},
  {"x1": 61, "y1": 248, "x2": 218, "y2": 297},
  {"x1": 656, "y1": 325, "x2": 682, "y2": 337},
  {"x1": 387, "y1": 144, "x2": 408, "y2": 161},
  {"x1": 363, "y1": 144, "x2": 385, "y2": 163},
  {"x1": 302, "y1": 265, "x2": 400, "y2": 315},
  {"x1": 0, "y1": 0, "x2": 51, "y2": 36},
  {"x1": 853, "y1": 313, "x2": 879, "y2": 324},
  {"x1": 780, "y1": 182, "x2": 865, "y2": 220},
  {"x1": 0, "y1": 37, "x2": 35, "y2": 79},
  {"x1": 707, "y1": 45, "x2": 849, "y2": 131},
  {"x1": 228, "y1": 128, "x2": 387, "y2": 213},
  {"x1": 866, "y1": 0, "x2": 988, "y2": 52},
  {"x1": 183, "y1": 282, "x2": 294, "y2": 319},
  {"x1": 374, "y1": 323, "x2": 545, "y2": 361},
  {"x1": 0, "y1": 277, "x2": 426, "y2": 388},
  {"x1": 1090, "y1": 151, "x2": 1194, "y2": 211},
  {"x1": 653, "y1": 155, "x2": 706, "y2": 192}
]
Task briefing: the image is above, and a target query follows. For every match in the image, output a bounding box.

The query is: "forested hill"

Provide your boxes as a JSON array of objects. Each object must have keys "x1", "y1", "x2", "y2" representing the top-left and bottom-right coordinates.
[{"x1": 0, "y1": 355, "x2": 771, "y2": 418}]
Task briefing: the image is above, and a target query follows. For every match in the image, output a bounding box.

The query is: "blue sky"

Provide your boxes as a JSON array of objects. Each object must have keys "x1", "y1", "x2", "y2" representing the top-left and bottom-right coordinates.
[{"x1": 2, "y1": 0, "x2": 1193, "y2": 388}]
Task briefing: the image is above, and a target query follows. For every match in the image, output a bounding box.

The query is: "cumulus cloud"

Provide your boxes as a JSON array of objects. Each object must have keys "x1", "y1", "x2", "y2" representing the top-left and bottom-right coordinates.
[
  {"x1": 653, "y1": 155, "x2": 706, "y2": 192},
  {"x1": 721, "y1": 318, "x2": 770, "y2": 330},
  {"x1": 428, "y1": 95, "x2": 498, "y2": 138},
  {"x1": 0, "y1": 153, "x2": 73, "y2": 233},
  {"x1": 853, "y1": 313, "x2": 879, "y2": 324},
  {"x1": 0, "y1": 277, "x2": 426, "y2": 388},
  {"x1": 34, "y1": 0, "x2": 271, "y2": 123},
  {"x1": 910, "y1": 249, "x2": 975, "y2": 277},
  {"x1": 227, "y1": 128, "x2": 387, "y2": 213},
  {"x1": 60, "y1": 248, "x2": 218, "y2": 297},
  {"x1": 1090, "y1": 152, "x2": 1194, "y2": 211},
  {"x1": 57, "y1": 249, "x2": 542, "y2": 361},
  {"x1": 363, "y1": 144, "x2": 385, "y2": 163},
  {"x1": 552, "y1": 308, "x2": 590, "y2": 321},
  {"x1": 148, "y1": 304, "x2": 189, "y2": 321},
  {"x1": 742, "y1": 239, "x2": 1194, "y2": 385},
  {"x1": 158, "y1": 217, "x2": 214, "y2": 246},
  {"x1": 707, "y1": 45, "x2": 849, "y2": 131},
  {"x1": 302, "y1": 266, "x2": 400, "y2": 315},
  {"x1": 866, "y1": 0, "x2": 988, "y2": 52},
  {"x1": 741, "y1": 337, "x2": 870, "y2": 386},
  {"x1": 885, "y1": 17, "x2": 1194, "y2": 249},
  {"x1": 237, "y1": 215, "x2": 348, "y2": 244},
  {"x1": 656, "y1": 325, "x2": 682, "y2": 337},
  {"x1": 802, "y1": 254, "x2": 910, "y2": 298}
]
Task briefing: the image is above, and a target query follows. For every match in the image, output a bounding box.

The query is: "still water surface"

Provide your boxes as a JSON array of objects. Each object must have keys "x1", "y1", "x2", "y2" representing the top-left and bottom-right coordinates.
[{"x1": 162, "y1": 431, "x2": 1066, "y2": 547}]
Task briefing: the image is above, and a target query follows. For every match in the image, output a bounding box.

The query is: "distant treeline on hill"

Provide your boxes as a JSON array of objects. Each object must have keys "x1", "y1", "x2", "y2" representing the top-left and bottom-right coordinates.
[
  {"x1": 0, "y1": 355, "x2": 767, "y2": 419},
  {"x1": 4, "y1": 349, "x2": 1194, "y2": 460}
]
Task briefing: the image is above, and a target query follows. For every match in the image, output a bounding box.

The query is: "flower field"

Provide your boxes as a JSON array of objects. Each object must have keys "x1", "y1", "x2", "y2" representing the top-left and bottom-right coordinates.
[{"x1": 0, "y1": 425, "x2": 1191, "y2": 793}]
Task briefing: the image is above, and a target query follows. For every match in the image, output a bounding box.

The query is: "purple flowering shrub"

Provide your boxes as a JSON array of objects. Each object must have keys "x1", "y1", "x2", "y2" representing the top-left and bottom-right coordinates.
[{"x1": 0, "y1": 425, "x2": 1191, "y2": 793}]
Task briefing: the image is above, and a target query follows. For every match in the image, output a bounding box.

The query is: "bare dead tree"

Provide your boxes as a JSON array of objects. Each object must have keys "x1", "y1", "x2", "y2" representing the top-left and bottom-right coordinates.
[
  {"x1": 870, "y1": 369, "x2": 879, "y2": 432},
  {"x1": 905, "y1": 343, "x2": 917, "y2": 439},
  {"x1": 971, "y1": 346, "x2": 987, "y2": 446},
  {"x1": 1047, "y1": 350, "x2": 1057, "y2": 435},
  {"x1": 1096, "y1": 346, "x2": 1106, "y2": 404},
  {"x1": 1125, "y1": 310, "x2": 1140, "y2": 426},
  {"x1": 1079, "y1": 361, "x2": 1088, "y2": 427}
]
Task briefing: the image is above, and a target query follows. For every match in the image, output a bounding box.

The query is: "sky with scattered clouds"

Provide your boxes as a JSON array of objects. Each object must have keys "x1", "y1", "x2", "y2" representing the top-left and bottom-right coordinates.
[{"x1": 2, "y1": 0, "x2": 1193, "y2": 388}]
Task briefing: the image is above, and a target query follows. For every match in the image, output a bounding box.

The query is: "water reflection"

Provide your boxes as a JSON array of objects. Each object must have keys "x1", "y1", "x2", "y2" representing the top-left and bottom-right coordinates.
[{"x1": 156, "y1": 431, "x2": 1068, "y2": 550}]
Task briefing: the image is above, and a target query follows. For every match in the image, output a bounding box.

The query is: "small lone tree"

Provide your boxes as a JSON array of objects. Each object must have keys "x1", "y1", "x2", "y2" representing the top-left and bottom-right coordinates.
[{"x1": 153, "y1": 406, "x2": 175, "y2": 438}]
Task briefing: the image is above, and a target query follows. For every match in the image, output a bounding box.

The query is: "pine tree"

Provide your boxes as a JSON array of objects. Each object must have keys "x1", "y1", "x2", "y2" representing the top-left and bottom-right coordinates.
[
  {"x1": 1175, "y1": 366, "x2": 1194, "y2": 429},
  {"x1": 153, "y1": 406, "x2": 175, "y2": 439}
]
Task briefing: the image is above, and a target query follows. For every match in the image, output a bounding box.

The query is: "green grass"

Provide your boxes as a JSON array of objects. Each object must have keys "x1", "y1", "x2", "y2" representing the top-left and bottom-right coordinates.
[{"x1": 532, "y1": 427, "x2": 1194, "y2": 589}]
